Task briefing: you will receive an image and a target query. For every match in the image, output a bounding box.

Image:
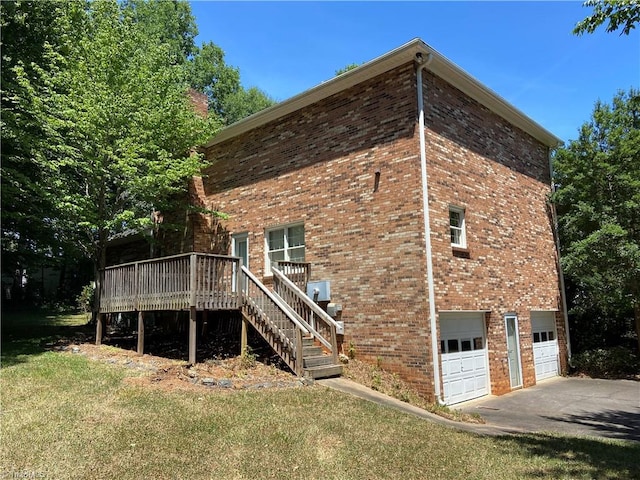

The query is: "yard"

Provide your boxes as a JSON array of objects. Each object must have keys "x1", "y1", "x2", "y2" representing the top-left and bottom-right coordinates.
[{"x1": 1, "y1": 311, "x2": 638, "y2": 479}]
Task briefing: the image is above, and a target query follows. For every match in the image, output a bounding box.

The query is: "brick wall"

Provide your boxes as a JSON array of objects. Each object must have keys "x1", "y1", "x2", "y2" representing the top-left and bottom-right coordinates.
[
  {"x1": 421, "y1": 71, "x2": 565, "y2": 394},
  {"x1": 194, "y1": 61, "x2": 566, "y2": 400}
]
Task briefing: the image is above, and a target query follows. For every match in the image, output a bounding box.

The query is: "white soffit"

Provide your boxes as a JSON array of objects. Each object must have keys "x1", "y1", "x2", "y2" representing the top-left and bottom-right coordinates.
[{"x1": 204, "y1": 38, "x2": 561, "y2": 149}]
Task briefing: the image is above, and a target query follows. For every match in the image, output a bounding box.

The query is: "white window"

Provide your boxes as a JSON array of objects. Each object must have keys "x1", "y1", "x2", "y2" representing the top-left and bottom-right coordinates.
[
  {"x1": 449, "y1": 206, "x2": 466, "y2": 248},
  {"x1": 265, "y1": 223, "x2": 305, "y2": 275}
]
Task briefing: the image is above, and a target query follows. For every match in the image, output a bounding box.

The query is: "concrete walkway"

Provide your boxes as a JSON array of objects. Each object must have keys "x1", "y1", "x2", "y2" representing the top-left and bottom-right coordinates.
[
  {"x1": 317, "y1": 376, "x2": 640, "y2": 440},
  {"x1": 317, "y1": 377, "x2": 520, "y2": 437}
]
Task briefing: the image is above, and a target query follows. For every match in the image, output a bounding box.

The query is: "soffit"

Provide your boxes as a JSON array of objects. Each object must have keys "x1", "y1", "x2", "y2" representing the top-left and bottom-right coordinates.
[{"x1": 204, "y1": 38, "x2": 561, "y2": 149}]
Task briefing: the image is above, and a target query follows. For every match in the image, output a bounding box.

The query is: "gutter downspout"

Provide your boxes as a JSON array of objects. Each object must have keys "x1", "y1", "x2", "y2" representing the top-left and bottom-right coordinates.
[
  {"x1": 548, "y1": 148, "x2": 572, "y2": 366},
  {"x1": 416, "y1": 52, "x2": 444, "y2": 403}
]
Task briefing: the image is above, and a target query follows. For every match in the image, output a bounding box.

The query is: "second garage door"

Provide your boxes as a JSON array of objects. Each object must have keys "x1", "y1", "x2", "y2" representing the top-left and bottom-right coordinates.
[
  {"x1": 439, "y1": 312, "x2": 488, "y2": 405},
  {"x1": 531, "y1": 311, "x2": 559, "y2": 381}
]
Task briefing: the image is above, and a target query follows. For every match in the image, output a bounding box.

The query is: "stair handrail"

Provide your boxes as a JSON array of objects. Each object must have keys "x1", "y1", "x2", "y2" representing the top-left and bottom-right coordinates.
[
  {"x1": 272, "y1": 267, "x2": 339, "y2": 362},
  {"x1": 240, "y1": 265, "x2": 310, "y2": 336}
]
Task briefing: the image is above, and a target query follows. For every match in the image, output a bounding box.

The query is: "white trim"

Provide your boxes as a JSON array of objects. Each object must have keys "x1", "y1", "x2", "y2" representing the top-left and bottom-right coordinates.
[
  {"x1": 205, "y1": 39, "x2": 561, "y2": 150},
  {"x1": 449, "y1": 205, "x2": 466, "y2": 248},
  {"x1": 264, "y1": 222, "x2": 305, "y2": 276},
  {"x1": 504, "y1": 314, "x2": 523, "y2": 389}
]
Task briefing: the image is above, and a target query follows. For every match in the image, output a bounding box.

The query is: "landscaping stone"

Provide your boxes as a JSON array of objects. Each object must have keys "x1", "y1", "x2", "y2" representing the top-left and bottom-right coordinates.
[
  {"x1": 201, "y1": 378, "x2": 216, "y2": 386},
  {"x1": 217, "y1": 379, "x2": 233, "y2": 388}
]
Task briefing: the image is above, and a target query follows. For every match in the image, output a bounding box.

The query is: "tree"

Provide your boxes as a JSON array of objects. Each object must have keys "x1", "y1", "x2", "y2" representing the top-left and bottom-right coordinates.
[
  {"x1": 1, "y1": 0, "x2": 272, "y2": 309},
  {"x1": 188, "y1": 42, "x2": 274, "y2": 125},
  {"x1": 335, "y1": 63, "x2": 361, "y2": 76},
  {"x1": 51, "y1": 0, "x2": 217, "y2": 275},
  {"x1": 574, "y1": 0, "x2": 640, "y2": 36},
  {"x1": 1, "y1": 1, "x2": 87, "y2": 297},
  {"x1": 552, "y1": 89, "x2": 640, "y2": 352}
]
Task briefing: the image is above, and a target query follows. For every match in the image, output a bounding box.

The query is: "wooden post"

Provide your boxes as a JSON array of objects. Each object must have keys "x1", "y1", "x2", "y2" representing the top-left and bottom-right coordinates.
[
  {"x1": 137, "y1": 311, "x2": 144, "y2": 355},
  {"x1": 241, "y1": 315, "x2": 248, "y2": 356},
  {"x1": 188, "y1": 306, "x2": 197, "y2": 365},
  {"x1": 201, "y1": 309, "x2": 209, "y2": 337},
  {"x1": 96, "y1": 313, "x2": 104, "y2": 345},
  {"x1": 296, "y1": 327, "x2": 304, "y2": 376},
  {"x1": 330, "y1": 324, "x2": 338, "y2": 364}
]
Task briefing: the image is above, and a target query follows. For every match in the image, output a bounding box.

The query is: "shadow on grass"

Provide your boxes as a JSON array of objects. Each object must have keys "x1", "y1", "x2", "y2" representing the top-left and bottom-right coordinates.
[
  {"x1": 1, "y1": 310, "x2": 93, "y2": 368},
  {"x1": 495, "y1": 432, "x2": 640, "y2": 479}
]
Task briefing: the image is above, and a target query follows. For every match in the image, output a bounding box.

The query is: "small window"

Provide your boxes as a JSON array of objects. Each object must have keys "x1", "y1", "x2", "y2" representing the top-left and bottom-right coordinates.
[
  {"x1": 440, "y1": 340, "x2": 446, "y2": 353},
  {"x1": 447, "y1": 339, "x2": 459, "y2": 353},
  {"x1": 533, "y1": 332, "x2": 540, "y2": 343},
  {"x1": 461, "y1": 339, "x2": 472, "y2": 352},
  {"x1": 449, "y1": 206, "x2": 466, "y2": 248},
  {"x1": 548, "y1": 331, "x2": 555, "y2": 341},
  {"x1": 541, "y1": 332, "x2": 548, "y2": 342},
  {"x1": 265, "y1": 223, "x2": 305, "y2": 275},
  {"x1": 473, "y1": 337, "x2": 483, "y2": 350}
]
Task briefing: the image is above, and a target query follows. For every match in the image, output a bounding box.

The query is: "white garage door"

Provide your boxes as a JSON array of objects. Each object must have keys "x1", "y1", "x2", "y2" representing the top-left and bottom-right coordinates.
[
  {"x1": 440, "y1": 312, "x2": 488, "y2": 405},
  {"x1": 531, "y1": 311, "x2": 559, "y2": 381}
]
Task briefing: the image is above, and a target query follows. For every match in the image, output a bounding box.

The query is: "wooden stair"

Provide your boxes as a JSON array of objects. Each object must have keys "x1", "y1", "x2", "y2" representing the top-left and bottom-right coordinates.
[
  {"x1": 239, "y1": 265, "x2": 342, "y2": 381},
  {"x1": 302, "y1": 337, "x2": 343, "y2": 380}
]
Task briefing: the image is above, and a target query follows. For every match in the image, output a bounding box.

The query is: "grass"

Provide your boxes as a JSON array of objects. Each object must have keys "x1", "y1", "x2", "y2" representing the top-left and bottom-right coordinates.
[
  {"x1": 2, "y1": 311, "x2": 639, "y2": 479},
  {"x1": 343, "y1": 357, "x2": 484, "y2": 423}
]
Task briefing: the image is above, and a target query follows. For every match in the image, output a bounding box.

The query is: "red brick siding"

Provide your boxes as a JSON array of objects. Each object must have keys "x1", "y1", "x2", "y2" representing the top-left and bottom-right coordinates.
[
  {"x1": 194, "y1": 61, "x2": 567, "y2": 400},
  {"x1": 421, "y1": 71, "x2": 564, "y2": 394},
  {"x1": 201, "y1": 63, "x2": 436, "y2": 397}
]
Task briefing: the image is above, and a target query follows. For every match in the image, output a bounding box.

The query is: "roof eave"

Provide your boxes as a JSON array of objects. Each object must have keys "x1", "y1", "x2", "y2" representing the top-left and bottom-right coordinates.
[{"x1": 204, "y1": 38, "x2": 562, "y2": 149}]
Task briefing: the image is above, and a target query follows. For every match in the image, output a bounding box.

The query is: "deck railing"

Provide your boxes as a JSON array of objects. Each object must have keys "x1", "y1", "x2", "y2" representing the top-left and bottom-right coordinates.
[
  {"x1": 100, "y1": 253, "x2": 240, "y2": 313},
  {"x1": 272, "y1": 267, "x2": 339, "y2": 364},
  {"x1": 276, "y1": 261, "x2": 310, "y2": 292},
  {"x1": 240, "y1": 265, "x2": 308, "y2": 375}
]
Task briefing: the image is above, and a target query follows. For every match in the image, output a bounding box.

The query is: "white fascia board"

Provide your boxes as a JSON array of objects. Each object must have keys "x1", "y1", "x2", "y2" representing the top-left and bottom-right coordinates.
[{"x1": 204, "y1": 38, "x2": 562, "y2": 149}]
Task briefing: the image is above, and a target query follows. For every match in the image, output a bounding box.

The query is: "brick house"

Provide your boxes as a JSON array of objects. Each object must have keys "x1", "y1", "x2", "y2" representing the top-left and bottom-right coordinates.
[{"x1": 184, "y1": 38, "x2": 570, "y2": 404}]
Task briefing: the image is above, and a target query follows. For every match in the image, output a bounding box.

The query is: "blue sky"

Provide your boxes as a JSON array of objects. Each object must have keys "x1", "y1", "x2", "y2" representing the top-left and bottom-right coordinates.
[{"x1": 190, "y1": 1, "x2": 639, "y2": 143}]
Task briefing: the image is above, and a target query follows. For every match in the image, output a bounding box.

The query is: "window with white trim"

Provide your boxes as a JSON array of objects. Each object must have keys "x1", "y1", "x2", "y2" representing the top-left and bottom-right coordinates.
[
  {"x1": 449, "y1": 206, "x2": 466, "y2": 248},
  {"x1": 265, "y1": 223, "x2": 305, "y2": 275}
]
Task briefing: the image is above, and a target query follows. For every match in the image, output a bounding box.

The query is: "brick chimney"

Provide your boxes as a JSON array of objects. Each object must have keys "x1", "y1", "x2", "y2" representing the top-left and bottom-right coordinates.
[{"x1": 188, "y1": 88, "x2": 208, "y2": 117}]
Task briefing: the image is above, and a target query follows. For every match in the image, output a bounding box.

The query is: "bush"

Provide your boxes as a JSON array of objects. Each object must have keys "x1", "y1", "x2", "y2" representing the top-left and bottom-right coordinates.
[
  {"x1": 76, "y1": 284, "x2": 95, "y2": 316},
  {"x1": 572, "y1": 347, "x2": 640, "y2": 378}
]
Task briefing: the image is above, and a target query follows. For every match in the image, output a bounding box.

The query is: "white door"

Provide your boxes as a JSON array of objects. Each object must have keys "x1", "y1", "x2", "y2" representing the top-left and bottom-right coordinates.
[
  {"x1": 232, "y1": 233, "x2": 248, "y2": 291},
  {"x1": 505, "y1": 314, "x2": 523, "y2": 388},
  {"x1": 531, "y1": 311, "x2": 559, "y2": 381},
  {"x1": 439, "y1": 312, "x2": 488, "y2": 405}
]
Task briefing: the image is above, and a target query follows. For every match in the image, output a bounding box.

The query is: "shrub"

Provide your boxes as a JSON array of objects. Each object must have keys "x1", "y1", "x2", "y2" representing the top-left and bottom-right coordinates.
[{"x1": 572, "y1": 347, "x2": 640, "y2": 378}]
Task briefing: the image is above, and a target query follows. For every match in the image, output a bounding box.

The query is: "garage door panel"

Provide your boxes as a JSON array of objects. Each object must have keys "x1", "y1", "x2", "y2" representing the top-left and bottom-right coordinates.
[
  {"x1": 440, "y1": 312, "x2": 488, "y2": 405},
  {"x1": 531, "y1": 312, "x2": 559, "y2": 382}
]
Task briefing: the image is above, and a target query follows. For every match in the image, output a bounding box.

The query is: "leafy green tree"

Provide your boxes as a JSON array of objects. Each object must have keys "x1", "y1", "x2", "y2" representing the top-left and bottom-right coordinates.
[
  {"x1": 221, "y1": 86, "x2": 275, "y2": 125},
  {"x1": 335, "y1": 63, "x2": 361, "y2": 76},
  {"x1": 574, "y1": 0, "x2": 640, "y2": 35},
  {"x1": 1, "y1": 1, "x2": 85, "y2": 283},
  {"x1": 552, "y1": 89, "x2": 640, "y2": 352},
  {"x1": 48, "y1": 1, "x2": 217, "y2": 276},
  {"x1": 188, "y1": 42, "x2": 274, "y2": 124}
]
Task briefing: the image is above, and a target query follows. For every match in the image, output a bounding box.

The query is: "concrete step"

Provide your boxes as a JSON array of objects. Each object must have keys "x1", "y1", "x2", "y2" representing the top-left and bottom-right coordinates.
[{"x1": 304, "y1": 364, "x2": 343, "y2": 380}]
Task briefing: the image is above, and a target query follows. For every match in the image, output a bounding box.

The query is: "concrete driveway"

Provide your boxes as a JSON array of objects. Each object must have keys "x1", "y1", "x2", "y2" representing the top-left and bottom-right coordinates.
[{"x1": 459, "y1": 376, "x2": 640, "y2": 441}]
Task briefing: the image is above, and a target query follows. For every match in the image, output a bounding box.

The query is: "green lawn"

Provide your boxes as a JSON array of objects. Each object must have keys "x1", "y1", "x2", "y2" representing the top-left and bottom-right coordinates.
[{"x1": 1, "y1": 311, "x2": 638, "y2": 480}]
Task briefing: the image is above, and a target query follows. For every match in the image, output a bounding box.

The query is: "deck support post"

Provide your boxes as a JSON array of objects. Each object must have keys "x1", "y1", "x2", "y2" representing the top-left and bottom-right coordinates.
[
  {"x1": 96, "y1": 313, "x2": 104, "y2": 345},
  {"x1": 137, "y1": 311, "x2": 144, "y2": 355},
  {"x1": 189, "y1": 306, "x2": 197, "y2": 365},
  {"x1": 202, "y1": 309, "x2": 209, "y2": 337},
  {"x1": 241, "y1": 316, "x2": 248, "y2": 356}
]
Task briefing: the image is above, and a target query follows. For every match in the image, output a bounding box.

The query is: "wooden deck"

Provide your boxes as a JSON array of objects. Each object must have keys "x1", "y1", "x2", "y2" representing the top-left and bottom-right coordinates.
[
  {"x1": 97, "y1": 253, "x2": 342, "y2": 378},
  {"x1": 100, "y1": 253, "x2": 240, "y2": 313}
]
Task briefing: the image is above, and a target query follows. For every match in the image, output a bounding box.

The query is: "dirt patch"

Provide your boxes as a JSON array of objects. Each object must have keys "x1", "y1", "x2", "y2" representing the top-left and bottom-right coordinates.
[{"x1": 58, "y1": 342, "x2": 305, "y2": 393}]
